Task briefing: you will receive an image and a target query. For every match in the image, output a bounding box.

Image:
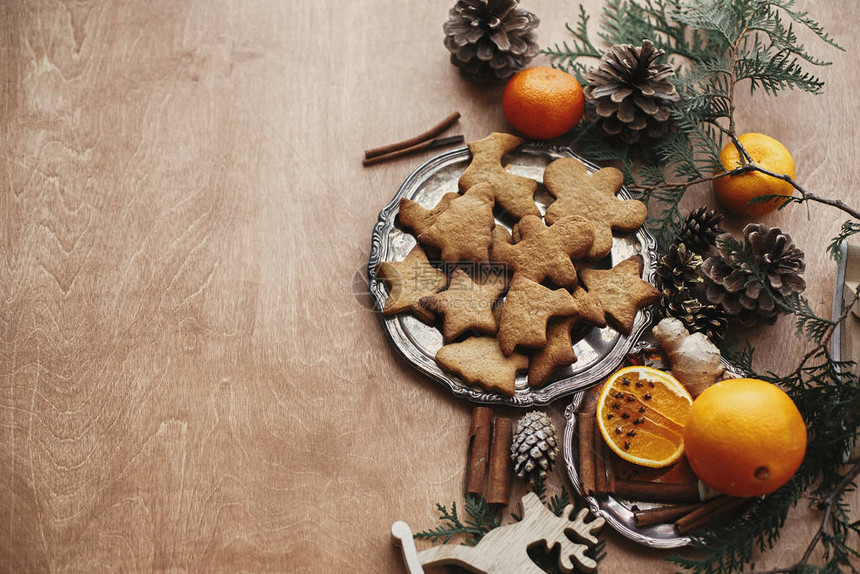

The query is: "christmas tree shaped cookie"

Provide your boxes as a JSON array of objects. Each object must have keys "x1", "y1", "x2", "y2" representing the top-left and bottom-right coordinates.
[{"x1": 435, "y1": 336, "x2": 529, "y2": 396}]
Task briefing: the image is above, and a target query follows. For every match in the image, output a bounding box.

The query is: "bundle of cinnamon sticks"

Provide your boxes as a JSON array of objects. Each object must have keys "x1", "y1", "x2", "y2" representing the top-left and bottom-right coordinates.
[
  {"x1": 465, "y1": 407, "x2": 513, "y2": 506},
  {"x1": 576, "y1": 387, "x2": 750, "y2": 534}
]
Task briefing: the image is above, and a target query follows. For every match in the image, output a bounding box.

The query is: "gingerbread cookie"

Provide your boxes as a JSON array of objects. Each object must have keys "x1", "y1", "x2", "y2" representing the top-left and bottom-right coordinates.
[
  {"x1": 570, "y1": 286, "x2": 607, "y2": 328},
  {"x1": 399, "y1": 192, "x2": 460, "y2": 235},
  {"x1": 543, "y1": 158, "x2": 647, "y2": 260},
  {"x1": 579, "y1": 256, "x2": 660, "y2": 335},
  {"x1": 436, "y1": 336, "x2": 528, "y2": 396},
  {"x1": 527, "y1": 316, "x2": 577, "y2": 388},
  {"x1": 491, "y1": 214, "x2": 594, "y2": 287},
  {"x1": 420, "y1": 267, "x2": 508, "y2": 342},
  {"x1": 413, "y1": 183, "x2": 496, "y2": 263},
  {"x1": 497, "y1": 276, "x2": 579, "y2": 356},
  {"x1": 375, "y1": 244, "x2": 447, "y2": 323},
  {"x1": 459, "y1": 133, "x2": 540, "y2": 220}
]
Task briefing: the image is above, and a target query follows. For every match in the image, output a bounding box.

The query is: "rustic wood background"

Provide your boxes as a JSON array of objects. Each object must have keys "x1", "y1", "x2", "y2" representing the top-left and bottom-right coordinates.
[{"x1": 1, "y1": 0, "x2": 857, "y2": 572}]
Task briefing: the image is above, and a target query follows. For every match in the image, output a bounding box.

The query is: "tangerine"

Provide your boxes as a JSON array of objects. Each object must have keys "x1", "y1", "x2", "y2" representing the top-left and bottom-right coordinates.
[
  {"x1": 596, "y1": 366, "x2": 693, "y2": 468},
  {"x1": 684, "y1": 378, "x2": 807, "y2": 497},
  {"x1": 502, "y1": 66, "x2": 585, "y2": 140},
  {"x1": 713, "y1": 133, "x2": 796, "y2": 217}
]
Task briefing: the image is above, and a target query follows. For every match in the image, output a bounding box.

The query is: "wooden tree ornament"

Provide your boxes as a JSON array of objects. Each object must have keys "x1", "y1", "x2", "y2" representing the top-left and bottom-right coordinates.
[{"x1": 392, "y1": 492, "x2": 605, "y2": 574}]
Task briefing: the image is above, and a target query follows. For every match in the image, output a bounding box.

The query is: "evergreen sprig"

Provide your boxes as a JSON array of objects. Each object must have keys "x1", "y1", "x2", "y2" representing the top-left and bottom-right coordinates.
[
  {"x1": 414, "y1": 493, "x2": 502, "y2": 546},
  {"x1": 544, "y1": 1, "x2": 858, "y2": 572}
]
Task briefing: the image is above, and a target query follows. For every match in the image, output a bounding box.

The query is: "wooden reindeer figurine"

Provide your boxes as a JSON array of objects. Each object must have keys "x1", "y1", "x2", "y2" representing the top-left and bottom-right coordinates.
[{"x1": 392, "y1": 492, "x2": 605, "y2": 574}]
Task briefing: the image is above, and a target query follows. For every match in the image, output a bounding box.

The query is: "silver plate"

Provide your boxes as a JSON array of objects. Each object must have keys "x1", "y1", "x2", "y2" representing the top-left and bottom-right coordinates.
[
  {"x1": 562, "y1": 348, "x2": 748, "y2": 548},
  {"x1": 367, "y1": 144, "x2": 659, "y2": 407}
]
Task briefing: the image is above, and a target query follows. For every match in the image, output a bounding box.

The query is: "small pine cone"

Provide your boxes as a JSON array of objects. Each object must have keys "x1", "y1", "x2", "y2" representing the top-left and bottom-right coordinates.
[
  {"x1": 677, "y1": 207, "x2": 726, "y2": 255},
  {"x1": 655, "y1": 243, "x2": 704, "y2": 293},
  {"x1": 701, "y1": 224, "x2": 806, "y2": 327},
  {"x1": 443, "y1": 0, "x2": 540, "y2": 83},
  {"x1": 661, "y1": 288, "x2": 729, "y2": 342},
  {"x1": 584, "y1": 40, "x2": 680, "y2": 144},
  {"x1": 511, "y1": 411, "x2": 558, "y2": 483}
]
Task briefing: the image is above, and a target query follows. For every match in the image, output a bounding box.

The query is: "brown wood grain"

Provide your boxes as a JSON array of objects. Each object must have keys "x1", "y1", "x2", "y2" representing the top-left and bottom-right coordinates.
[{"x1": 0, "y1": 0, "x2": 857, "y2": 572}]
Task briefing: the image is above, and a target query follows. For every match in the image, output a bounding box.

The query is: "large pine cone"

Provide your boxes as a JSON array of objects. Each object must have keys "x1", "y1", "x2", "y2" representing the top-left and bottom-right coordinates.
[
  {"x1": 443, "y1": 0, "x2": 540, "y2": 83},
  {"x1": 701, "y1": 224, "x2": 806, "y2": 326},
  {"x1": 584, "y1": 40, "x2": 680, "y2": 144}
]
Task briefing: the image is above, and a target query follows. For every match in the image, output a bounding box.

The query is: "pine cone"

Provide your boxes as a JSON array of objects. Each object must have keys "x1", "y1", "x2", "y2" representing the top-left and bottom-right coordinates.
[
  {"x1": 443, "y1": 0, "x2": 540, "y2": 83},
  {"x1": 701, "y1": 224, "x2": 806, "y2": 327},
  {"x1": 655, "y1": 243, "x2": 704, "y2": 293},
  {"x1": 677, "y1": 207, "x2": 726, "y2": 256},
  {"x1": 584, "y1": 40, "x2": 680, "y2": 144},
  {"x1": 661, "y1": 288, "x2": 729, "y2": 342},
  {"x1": 511, "y1": 411, "x2": 558, "y2": 483}
]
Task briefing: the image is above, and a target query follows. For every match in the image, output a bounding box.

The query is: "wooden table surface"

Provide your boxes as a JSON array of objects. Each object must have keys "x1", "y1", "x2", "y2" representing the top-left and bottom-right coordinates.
[{"x1": 2, "y1": 1, "x2": 858, "y2": 572}]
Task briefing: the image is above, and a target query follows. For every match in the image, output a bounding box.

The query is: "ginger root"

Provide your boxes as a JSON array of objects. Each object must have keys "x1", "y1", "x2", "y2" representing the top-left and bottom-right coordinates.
[{"x1": 652, "y1": 317, "x2": 725, "y2": 397}]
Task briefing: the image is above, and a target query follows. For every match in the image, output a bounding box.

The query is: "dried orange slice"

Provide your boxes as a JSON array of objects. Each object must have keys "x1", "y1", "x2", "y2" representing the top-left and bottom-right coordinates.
[{"x1": 596, "y1": 366, "x2": 693, "y2": 468}]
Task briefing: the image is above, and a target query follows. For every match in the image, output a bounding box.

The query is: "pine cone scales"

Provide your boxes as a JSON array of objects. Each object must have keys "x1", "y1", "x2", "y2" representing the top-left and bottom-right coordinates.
[
  {"x1": 661, "y1": 288, "x2": 729, "y2": 342},
  {"x1": 511, "y1": 411, "x2": 558, "y2": 483},
  {"x1": 444, "y1": 0, "x2": 540, "y2": 83},
  {"x1": 701, "y1": 224, "x2": 806, "y2": 326},
  {"x1": 655, "y1": 243, "x2": 703, "y2": 292},
  {"x1": 584, "y1": 40, "x2": 680, "y2": 144},
  {"x1": 678, "y1": 207, "x2": 726, "y2": 255}
]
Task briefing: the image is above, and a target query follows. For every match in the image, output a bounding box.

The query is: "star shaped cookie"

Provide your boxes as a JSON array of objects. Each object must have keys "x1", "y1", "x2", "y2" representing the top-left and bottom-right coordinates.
[
  {"x1": 543, "y1": 158, "x2": 647, "y2": 260},
  {"x1": 435, "y1": 336, "x2": 528, "y2": 396},
  {"x1": 376, "y1": 244, "x2": 447, "y2": 323},
  {"x1": 459, "y1": 132, "x2": 541, "y2": 220},
  {"x1": 420, "y1": 267, "x2": 508, "y2": 342},
  {"x1": 579, "y1": 256, "x2": 661, "y2": 335},
  {"x1": 491, "y1": 214, "x2": 594, "y2": 287},
  {"x1": 414, "y1": 183, "x2": 496, "y2": 263},
  {"x1": 498, "y1": 276, "x2": 579, "y2": 356}
]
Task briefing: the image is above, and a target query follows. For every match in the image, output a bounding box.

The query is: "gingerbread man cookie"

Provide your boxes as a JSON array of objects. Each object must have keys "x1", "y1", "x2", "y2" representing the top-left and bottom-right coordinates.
[
  {"x1": 491, "y1": 214, "x2": 594, "y2": 287},
  {"x1": 543, "y1": 158, "x2": 647, "y2": 260}
]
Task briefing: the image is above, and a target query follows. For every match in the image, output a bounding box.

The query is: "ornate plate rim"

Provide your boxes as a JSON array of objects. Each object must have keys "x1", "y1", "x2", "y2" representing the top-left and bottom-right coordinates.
[{"x1": 366, "y1": 143, "x2": 660, "y2": 407}]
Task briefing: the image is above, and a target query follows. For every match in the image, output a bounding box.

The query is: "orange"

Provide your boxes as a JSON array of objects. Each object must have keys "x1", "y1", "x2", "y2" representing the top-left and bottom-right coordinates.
[
  {"x1": 596, "y1": 366, "x2": 693, "y2": 468},
  {"x1": 712, "y1": 133, "x2": 796, "y2": 217},
  {"x1": 684, "y1": 378, "x2": 807, "y2": 497},
  {"x1": 502, "y1": 66, "x2": 585, "y2": 140}
]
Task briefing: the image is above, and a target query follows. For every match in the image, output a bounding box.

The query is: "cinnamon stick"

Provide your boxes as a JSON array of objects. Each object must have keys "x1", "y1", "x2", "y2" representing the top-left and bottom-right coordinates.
[
  {"x1": 675, "y1": 496, "x2": 750, "y2": 535},
  {"x1": 364, "y1": 112, "x2": 461, "y2": 159},
  {"x1": 486, "y1": 417, "x2": 513, "y2": 505},
  {"x1": 578, "y1": 414, "x2": 596, "y2": 495},
  {"x1": 593, "y1": 424, "x2": 608, "y2": 494},
  {"x1": 465, "y1": 407, "x2": 493, "y2": 495},
  {"x1": 361, "y1": 135, "x2": 464, "y2": 166},
  {"x1": 612, "y1": 479, "x2": 701, "y2": 503},
  {"x1": 633, "y1": 503, "x2": 703, "y2": 527}
]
